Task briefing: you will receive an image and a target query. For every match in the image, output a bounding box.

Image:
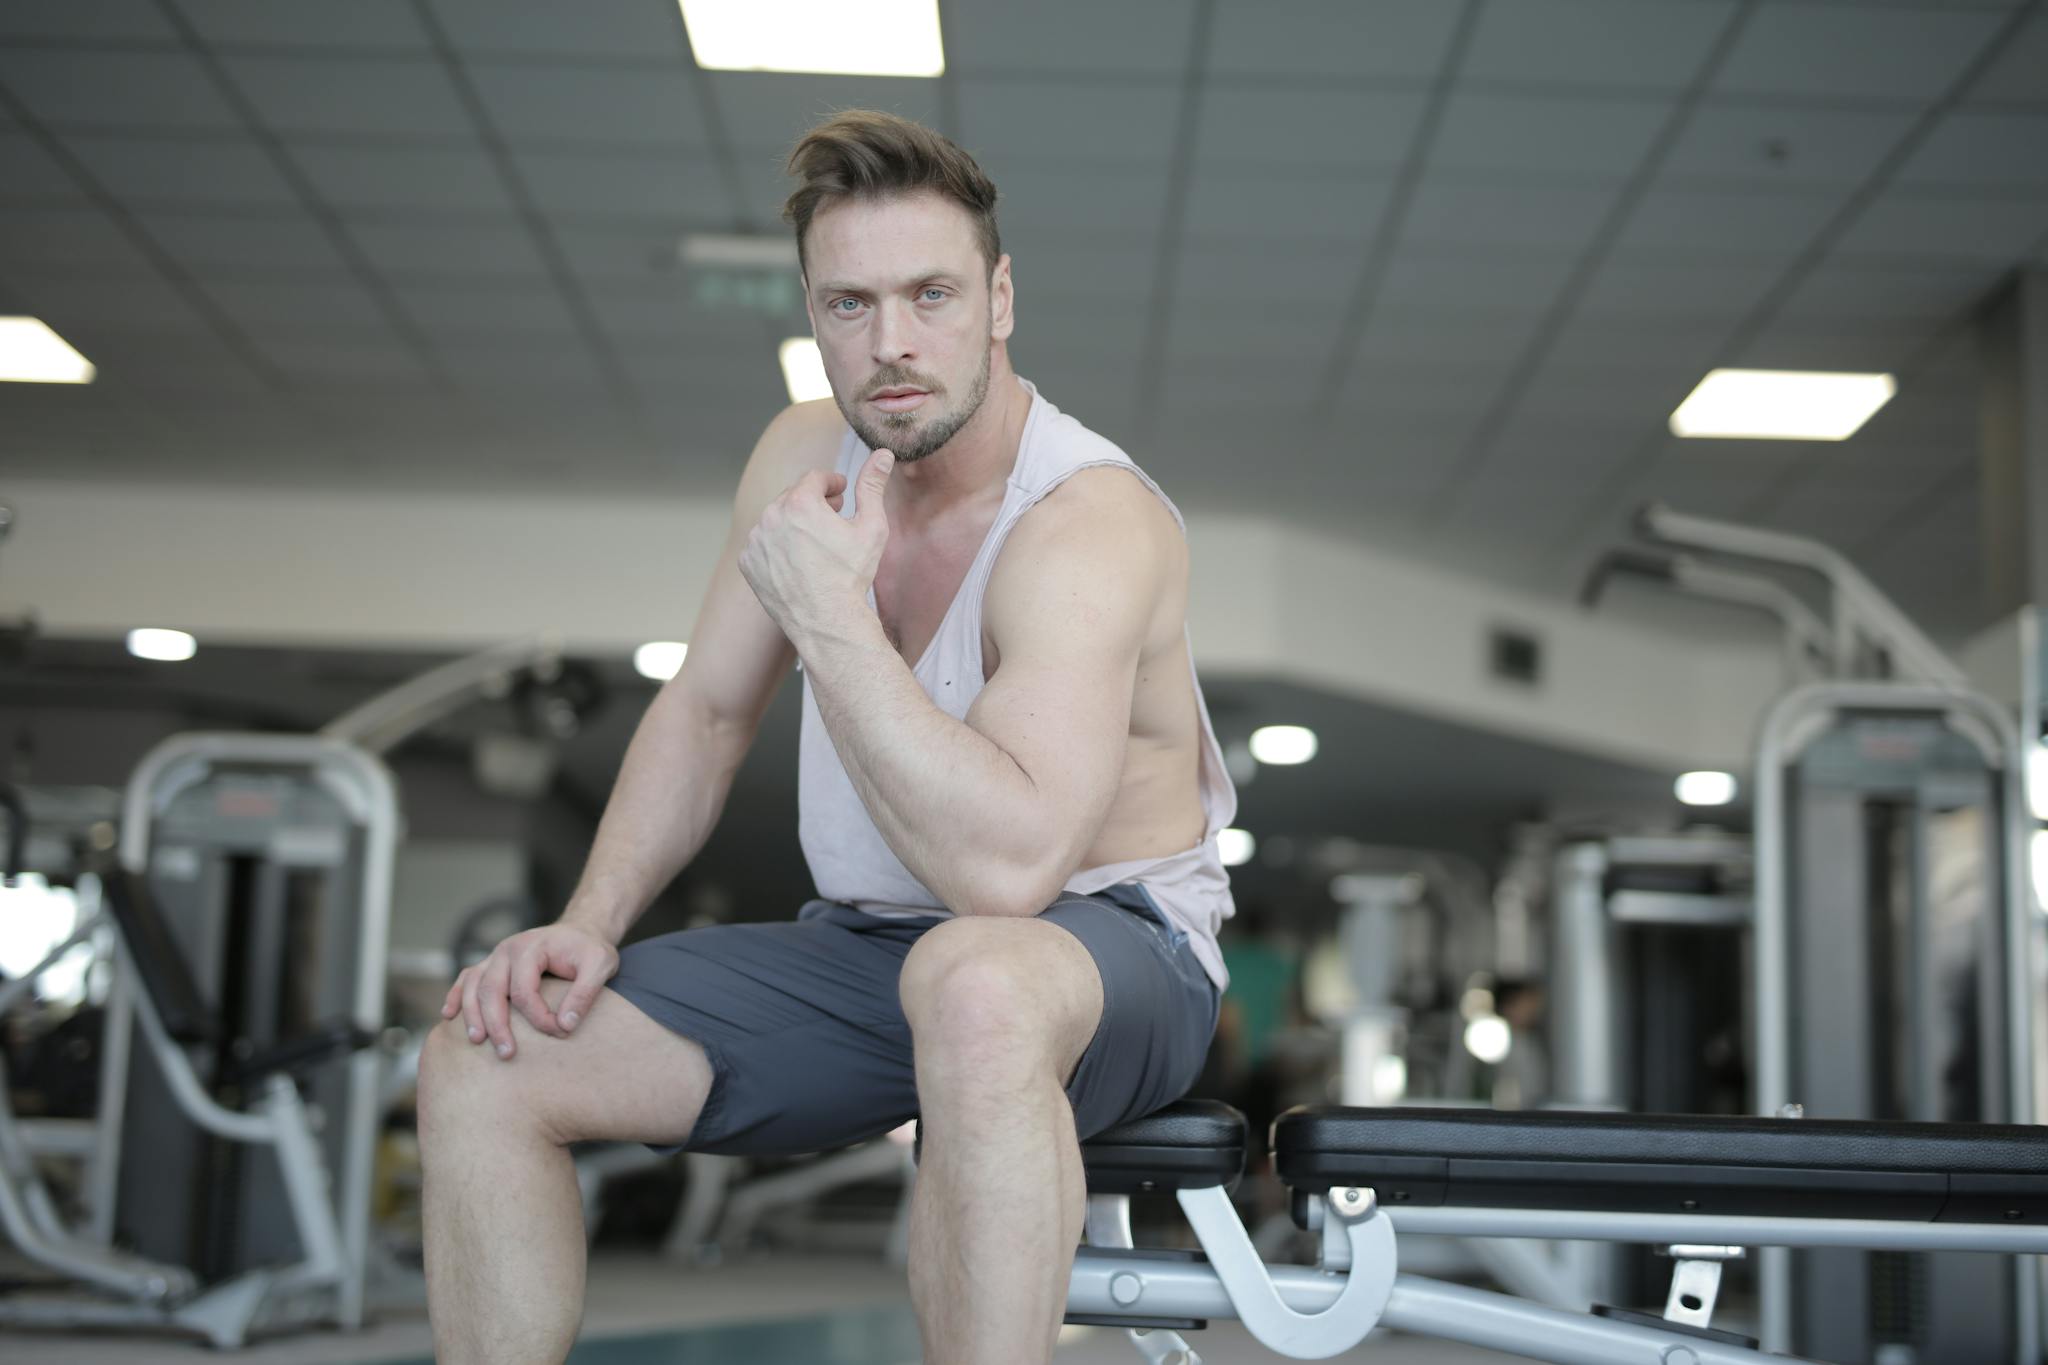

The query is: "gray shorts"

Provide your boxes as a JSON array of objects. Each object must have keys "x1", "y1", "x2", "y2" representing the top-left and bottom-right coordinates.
[{"x1": 607, "y1": 883, "x2": 1220, "y2": 1156}]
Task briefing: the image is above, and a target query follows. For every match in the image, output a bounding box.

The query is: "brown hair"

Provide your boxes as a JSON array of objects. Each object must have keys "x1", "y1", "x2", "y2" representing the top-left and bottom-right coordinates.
[{"x1": 783, "y1": 110, "x2": 1001, "y2": 277}]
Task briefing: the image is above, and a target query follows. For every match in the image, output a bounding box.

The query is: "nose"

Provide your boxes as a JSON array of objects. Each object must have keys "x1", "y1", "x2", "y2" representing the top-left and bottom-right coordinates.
[{"x1": 868, "y1": 298, "x2": 916, "y2": 368}]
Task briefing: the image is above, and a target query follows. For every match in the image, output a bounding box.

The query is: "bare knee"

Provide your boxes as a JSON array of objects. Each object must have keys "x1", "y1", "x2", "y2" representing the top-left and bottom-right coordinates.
[
  {"x1": 417, "y1": 998, "x2": 573, "y2": 1147},
  {"x1": 900, "y1": 918, "x2": 1100, "y2": 1079}
]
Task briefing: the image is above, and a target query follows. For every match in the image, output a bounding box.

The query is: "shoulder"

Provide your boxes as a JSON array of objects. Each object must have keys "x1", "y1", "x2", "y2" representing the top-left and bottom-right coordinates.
[
  {"x1": 755, "y1": 399, "x2": 845, "y2": 481},
  {"x1": 1015, "y1": 464, "x2": 1183, "y2": 559}
]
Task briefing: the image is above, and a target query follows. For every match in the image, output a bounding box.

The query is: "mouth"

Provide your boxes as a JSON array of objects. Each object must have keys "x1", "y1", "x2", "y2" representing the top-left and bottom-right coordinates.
[{"x1": 869, "y1": 389, "x2": 930, "y2": 414}]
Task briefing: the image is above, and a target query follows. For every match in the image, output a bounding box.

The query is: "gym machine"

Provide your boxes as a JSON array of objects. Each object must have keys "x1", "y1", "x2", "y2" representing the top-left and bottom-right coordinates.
[{"x1": 1584, "y1": 504, "x2": 2041, "y2": 1362}]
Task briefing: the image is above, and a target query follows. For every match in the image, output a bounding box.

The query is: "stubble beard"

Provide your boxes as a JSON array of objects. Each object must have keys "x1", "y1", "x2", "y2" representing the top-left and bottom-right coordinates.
[{"x1": 840, "y1": 343, "x2": 992, "y2": 464}]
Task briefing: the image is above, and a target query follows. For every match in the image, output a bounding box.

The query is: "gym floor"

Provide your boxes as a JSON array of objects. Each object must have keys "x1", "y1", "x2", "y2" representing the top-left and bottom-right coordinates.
[{"x1": 0, "y1": 1251, "x2": 1523, "y2": 1364}]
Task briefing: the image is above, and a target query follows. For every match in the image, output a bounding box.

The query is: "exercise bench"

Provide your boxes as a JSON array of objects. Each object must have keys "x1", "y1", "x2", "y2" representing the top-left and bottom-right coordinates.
[{"x1": 1066, "y1": 1100, "x2": 2048, "y2": 1363}]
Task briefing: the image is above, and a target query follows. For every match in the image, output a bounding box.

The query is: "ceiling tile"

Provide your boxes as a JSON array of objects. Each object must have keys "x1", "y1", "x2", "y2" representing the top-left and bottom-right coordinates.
[
  {"x1": 0, "y1": 49, "x2": 241, "y2": 131},
  {"x1": 391, "y1": 280, "x2": 580, "y2": 340},
  {"x1": 262, "y1": 337, "x2": 433, "y2": 385},
  {"x1": 0, "y1": 130, "x2": 88, "y2": 203},
  {"x1": 1465, "y1": 0, "x2": 1739, "y2": 91},
  {"x1": 1731, "y1": 321, "x2": 1936, "y2": 372},
  {"x1": 0, "y1": 207, "x2": 158, "y2": 271},
  {"x1": 1206, "y1": 0, "x2": 1464, "y2": 82},
  {"x1": 347, "y1": 219, "x2": 553, "y2": 278},
  {"x1": 0, "y1": 0, "x2": 175, "y2": 42},
  {"x1": 1836, "y1": 191, "x2": 2048, "y2": 262},
  {"x1": 1165, "y1": 301, "x2": 1346, "y2": 363},
  {"x1": 554, "y1": 224, "x2": 694, "y2": 282},
  {"x1": 429, "y1": 0, "x2": 691, "y2": 61},
  {"x1": 1185, "y1": 172, "x2": 1391, "y2": 244},
  {"x1": 1194, "y1": 88, "x2": 1427, "y2": 173},
  {"x1": 1176, "y1": 241, "x2": 1364, "y2": 304},
  {"x1": 293, "y1": 142, "x2": 514, "y2": 214},
  {"x1": 1431, "y1": 93, "x2": 1673, "y2": 181},
  {"x1": 1352, "y1": 310, "x2": 1549, "y2": 371},
  {"x1": 999, "y1": 164, "x2": 1170, "y2": 233},
  {"x1": 177, "y1": 0, "x2": 433, "y2": 50},
  {"x1": 1964, "y1": 12, "x2": 2048, "y2": 104},
  {"x1": 1713, "y1": 5, "x2": 2007, "y2": 102},
  {"x1": 1006, "y1": 241, "x2": 1156, "y2": 301},
  {"x1": 1401, "y1": 182, "x2": 1621, "y2": 251},
  {"x1": 707, "y1": 73, "x2": 943, "y2": 154},
  {"x1": 219, "y1": 54, "x2": 471, "y2": 138},
  {"x1": 63, "y1": 133, "x2": 300, "y2": 209},
  {"x1": 206, "y1": 278, "x2": 394, "y2": 333},
  {"x1": 1577, "y1": 254, "x2": 1784, "y2": 323},
  {"x1": 950, "y1": 0, "x2": 1198, "y2": 76},
  {"x1": 1775, "y1": 259, "x2": 2005, "y2": 325},
  {"x1": 1380, "y1": 251, "x2": 1580, "y2": 313},
  {"x1": 16, "y1": 271, "x2": 216, "y2": 330},
  {"x1": 1541, "y1": 320, "x2": 1727, "y2": 377},
  {"x1": 467, "y1": 63, "x2": 708, "y2": 147},
  {"x1": 1615, "y1": 187, "x2": 1843, "y2": 263},
  {"x1": 960, "y1": 78, "x2": 1179, "y2": 164},
  {"x1": 513, "y1": 148, "x2": 732, "y2": 222},
  {"x1": 140, "y1": 210, "x2": 352, "y2": 274},
  {"x1": 1897, "y1": 111, "x2": 2048, "y2": 191},
  {"x1": 1659, "y1": 103, "x2": 1917, "y2": 189}
]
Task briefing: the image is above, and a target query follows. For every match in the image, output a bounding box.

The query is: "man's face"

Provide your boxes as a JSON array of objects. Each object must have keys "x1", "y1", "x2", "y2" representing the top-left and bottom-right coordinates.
[{"x1": 802, "y1": 191, "x2": 1011, "y2": 463}]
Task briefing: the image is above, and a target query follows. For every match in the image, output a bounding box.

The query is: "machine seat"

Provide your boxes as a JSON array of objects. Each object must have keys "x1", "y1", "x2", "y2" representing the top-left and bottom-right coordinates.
[
  {"x1": 1271, "y1": 1106, "x2": 2048, "y2": 1224},
  {"x1": 1081, "y1": 1099, "x2": 1247, "y2": 1194}
]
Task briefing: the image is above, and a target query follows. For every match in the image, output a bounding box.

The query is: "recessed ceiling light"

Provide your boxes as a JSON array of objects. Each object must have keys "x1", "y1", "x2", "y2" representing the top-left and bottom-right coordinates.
[
  {"x1": 634, "y1": 641, "x2": 688, "y2": 682},
  {"x1": 0, "y1": 317, "x2": 95, "y2": 384},
  {"x1": 679, "y1": 0, "x2": 945, "y2": 77},
  {"x1": 1249, "y1": 725, "x2": 1318, "y2": 766},
  {"x1": 128, "y1": 628, "x2": 196, "y2": 662},
  {"x1": 1675, "y1": 771, "x2": 1738, "y2": 806},
  {"x1": 779, "y1": 337, "x2": 830, "y2": 403},
  {"x1": 1669, "y1": 368, "x2": 1895, "y2": 441}
]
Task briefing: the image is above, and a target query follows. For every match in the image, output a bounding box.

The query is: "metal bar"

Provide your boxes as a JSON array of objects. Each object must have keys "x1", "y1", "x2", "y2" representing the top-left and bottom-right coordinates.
[{"x1": 1387, "y1": 1205, "x2": 2048, "y2": 1254}]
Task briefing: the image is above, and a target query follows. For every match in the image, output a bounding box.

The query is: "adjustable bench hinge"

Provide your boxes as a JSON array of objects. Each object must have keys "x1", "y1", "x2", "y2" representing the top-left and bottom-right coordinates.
[{"x1": 1657, "y1": 1243, "x2": 1745, "y2": 1330}]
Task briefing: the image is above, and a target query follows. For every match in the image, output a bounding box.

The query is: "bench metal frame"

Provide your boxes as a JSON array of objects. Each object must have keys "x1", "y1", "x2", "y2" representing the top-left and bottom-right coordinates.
[{"x1": 1067, "y1": 1179, "x2": 2048, "y2": 1364}]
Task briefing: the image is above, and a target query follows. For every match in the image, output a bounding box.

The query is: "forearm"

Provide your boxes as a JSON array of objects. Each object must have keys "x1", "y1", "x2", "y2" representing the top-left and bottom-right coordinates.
[
  {"x1": 799, "y1": 610, "x2": 1061, "y2": 916},
  {"x1": 559, "y1": 681, "x2": 747, "y2": 944}
]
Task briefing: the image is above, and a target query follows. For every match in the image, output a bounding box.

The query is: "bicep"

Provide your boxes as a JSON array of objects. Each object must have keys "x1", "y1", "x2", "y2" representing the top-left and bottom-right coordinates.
[{"x1": 965, "y1": 482, "x2": 1173, "y2": 831}]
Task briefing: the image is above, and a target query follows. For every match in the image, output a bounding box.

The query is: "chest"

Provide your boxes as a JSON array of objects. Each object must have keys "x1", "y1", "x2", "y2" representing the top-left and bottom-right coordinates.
[{"x1": 873, "y1": 500, "x2": 1005, "y2": 669}]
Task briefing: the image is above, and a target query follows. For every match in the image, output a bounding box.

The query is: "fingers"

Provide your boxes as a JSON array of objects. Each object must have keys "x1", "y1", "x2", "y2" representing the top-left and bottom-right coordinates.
[
  {"x1": 553, "y1": 946, "x2": 619, "y2": 1034},
  {"x1": 508, "y1": 949, "x2": 562, "y2": 1039},
  {"x1": 477, "y1": 957, "x2": 517, "y2": 1060},
  {"x1": 460, "y1": 966, "x2": 486, "y2": 1045},
  {"x1": 854, "y1": 449, "x2": 894, "y2": 525},
  {"x1": 441, "y1": 973, "x2": 463, "y2": 1020}
]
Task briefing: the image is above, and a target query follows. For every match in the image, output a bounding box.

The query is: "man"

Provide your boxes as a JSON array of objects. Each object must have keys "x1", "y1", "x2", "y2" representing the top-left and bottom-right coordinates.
[{"x1": 417, "y1": 110, "x2": 1237, "y2": 1365}]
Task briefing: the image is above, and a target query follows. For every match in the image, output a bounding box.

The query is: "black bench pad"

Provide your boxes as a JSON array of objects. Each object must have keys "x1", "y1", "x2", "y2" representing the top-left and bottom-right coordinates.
[
  {"x1": 1271, "y1": 1106, "x2": 2048, "y2": 1224},
  {"x1": 1082, "y1": 1099, "x2": 1246, "y2": 1194}
]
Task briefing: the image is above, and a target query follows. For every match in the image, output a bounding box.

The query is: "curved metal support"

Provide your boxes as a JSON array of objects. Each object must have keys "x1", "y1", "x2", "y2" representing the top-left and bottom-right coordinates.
[{"x1": 1176, "y1": 1185, "x2": 1395, "y2": 1359}]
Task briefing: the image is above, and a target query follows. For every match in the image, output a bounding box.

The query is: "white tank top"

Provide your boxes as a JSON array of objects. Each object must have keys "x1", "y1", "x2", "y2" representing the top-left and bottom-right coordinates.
[{"x1": 796, "y1": 379, "x2": 1237, "y2": 989}]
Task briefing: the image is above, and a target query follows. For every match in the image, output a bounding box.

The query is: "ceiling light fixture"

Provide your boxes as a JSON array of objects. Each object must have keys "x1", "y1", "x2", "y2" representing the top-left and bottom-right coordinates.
[
  {"x1": 0, "y1": 317, "x2": 95, "y2": 384},
  {"x1": 679, "y1": 0, "x2": 945, "y2": 77},
  {"x1": 1669, "y1": 369, "x2": 1895, "y2": 441}
]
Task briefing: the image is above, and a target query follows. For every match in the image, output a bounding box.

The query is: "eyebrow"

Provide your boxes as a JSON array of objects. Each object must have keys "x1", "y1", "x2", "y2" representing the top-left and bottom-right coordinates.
[{"x1": 814, "y1": 270, "x2": 966, "y2": 297}]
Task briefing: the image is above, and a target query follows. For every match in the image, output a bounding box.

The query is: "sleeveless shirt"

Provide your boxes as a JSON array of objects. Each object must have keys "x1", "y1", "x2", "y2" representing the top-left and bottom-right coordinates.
[{"x1": 795, "y1": 379, "x2": 1237, "y2": 989}]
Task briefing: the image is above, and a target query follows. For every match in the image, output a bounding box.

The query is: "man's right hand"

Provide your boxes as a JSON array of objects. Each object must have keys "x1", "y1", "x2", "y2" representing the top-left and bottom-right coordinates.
[{"x1": 440, "y1": 921, "x2": 620, "y2": 1061}]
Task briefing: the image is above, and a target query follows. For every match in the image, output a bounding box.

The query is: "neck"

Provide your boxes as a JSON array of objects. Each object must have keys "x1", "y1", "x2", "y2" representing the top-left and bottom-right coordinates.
[{"x1": 890, "y1": 350, "x2": 1030, "y2": 516}]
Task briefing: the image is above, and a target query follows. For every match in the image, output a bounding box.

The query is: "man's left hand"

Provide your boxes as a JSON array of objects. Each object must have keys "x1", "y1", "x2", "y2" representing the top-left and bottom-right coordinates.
[{"x1": 739, "y1": 446, "x2": 895, "y2": 642}]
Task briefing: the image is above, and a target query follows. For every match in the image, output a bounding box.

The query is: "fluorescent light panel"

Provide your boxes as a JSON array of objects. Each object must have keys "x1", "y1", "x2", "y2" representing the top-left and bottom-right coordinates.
[
  {"x1": 1670, "y1": 369, "x2": 1895, "y2": 441},
  {"x1": 1249, "y1": 725, "x2": 1318, "y2": 766},
  {"x1": 679, "y1": 0, "x2": 945, "y2": 77},
  {"x1": 634, "y1": 641, "x2": 688, "y2": 682},
  {"x1": 1675, "y1": 771, "x2": 1738, "y2": 807},
  {"x1": 0, "y1": 317, "x2": 95, "y2": 384},
  {"x1": 779, "y1": 337, "x2": 831, "y2": 403},
  {"x1": 128, "y1": 628, "x2": 196, "y2": 662}
]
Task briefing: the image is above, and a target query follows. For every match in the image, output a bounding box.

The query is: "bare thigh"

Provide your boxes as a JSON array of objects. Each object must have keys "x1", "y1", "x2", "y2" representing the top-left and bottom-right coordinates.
[{"x1": 421, "y1": 979, "x2": 714, "y2": 1148}]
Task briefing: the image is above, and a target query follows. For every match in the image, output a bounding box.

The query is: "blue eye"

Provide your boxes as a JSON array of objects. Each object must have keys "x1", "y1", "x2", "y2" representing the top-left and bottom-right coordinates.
[
  {"x1": 922, "y1": 288, "x2": 945, "y2": 301},
  {"x1": 835, "y1": 298, "x2": 860, "y2": 312}
]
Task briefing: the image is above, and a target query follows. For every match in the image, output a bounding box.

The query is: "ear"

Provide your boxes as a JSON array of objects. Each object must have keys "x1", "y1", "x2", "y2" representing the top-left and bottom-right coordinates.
[{"x1": 989, "y1": 253, "x2": 1015, "y2": 343}]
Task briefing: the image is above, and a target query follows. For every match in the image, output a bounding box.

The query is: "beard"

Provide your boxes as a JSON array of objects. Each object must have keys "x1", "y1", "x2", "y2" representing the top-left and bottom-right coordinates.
[{"x1": 837, "y1": 344, "x2": 992, "y2": 464}]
